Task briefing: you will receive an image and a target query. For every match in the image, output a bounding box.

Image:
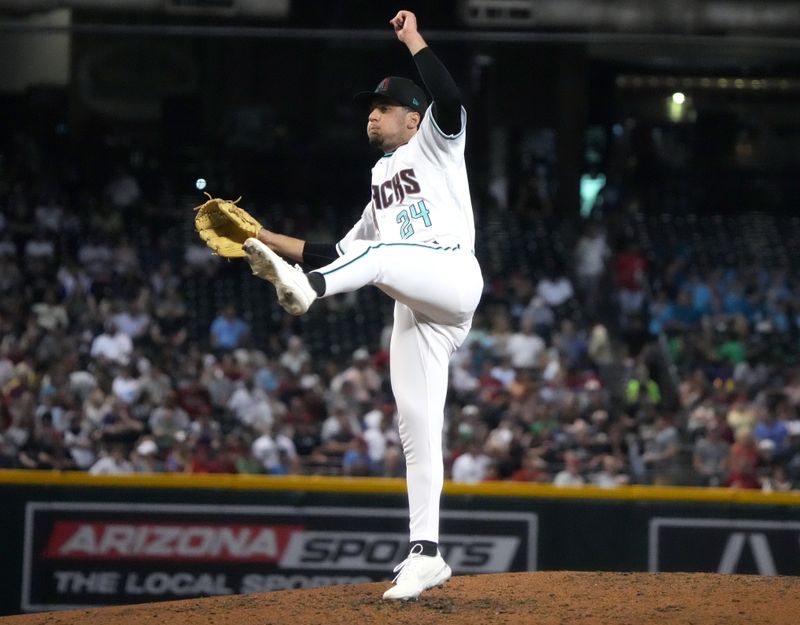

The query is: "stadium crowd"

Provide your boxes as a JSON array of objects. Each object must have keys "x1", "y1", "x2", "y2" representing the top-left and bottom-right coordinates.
[{"x1": 2, "y1": 126, "x2": 800, "y2": 493}]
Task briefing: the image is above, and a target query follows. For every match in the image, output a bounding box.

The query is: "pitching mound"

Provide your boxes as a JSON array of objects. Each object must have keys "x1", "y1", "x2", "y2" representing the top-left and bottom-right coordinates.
[{"x1": 1, "y1": 571, "x2": 798, "y2": 625}]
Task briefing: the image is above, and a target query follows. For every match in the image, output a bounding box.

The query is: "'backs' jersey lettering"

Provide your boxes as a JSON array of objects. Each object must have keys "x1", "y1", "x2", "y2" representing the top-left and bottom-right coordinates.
[{"x1": 338, "y1": 107, "x2": 474, "y2": 252}]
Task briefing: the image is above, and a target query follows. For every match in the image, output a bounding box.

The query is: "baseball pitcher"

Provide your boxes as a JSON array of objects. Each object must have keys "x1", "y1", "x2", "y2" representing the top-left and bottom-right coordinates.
[{"x1": 195, "y1": 9, "x2": 482, "y2": 600}]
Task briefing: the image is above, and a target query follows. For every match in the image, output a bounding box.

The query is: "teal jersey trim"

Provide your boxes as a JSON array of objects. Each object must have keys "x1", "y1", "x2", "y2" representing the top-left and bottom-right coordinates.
[{"x1": 320, "y1": 242, "x2": 461, "y2": 276}]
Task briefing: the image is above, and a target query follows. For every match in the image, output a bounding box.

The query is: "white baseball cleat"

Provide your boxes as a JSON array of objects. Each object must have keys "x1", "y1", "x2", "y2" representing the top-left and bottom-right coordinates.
[
  {"x1": 382, "y1": 545, "x2": 452, "y2": 601},
  {"x1": 243, "y1": 238, "x2": 317, "y2": 316}
]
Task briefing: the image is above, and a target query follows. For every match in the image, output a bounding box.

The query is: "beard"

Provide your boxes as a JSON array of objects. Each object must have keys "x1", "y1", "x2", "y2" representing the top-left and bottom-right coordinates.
[{"x1": 368, "y1": 134, "x2": 385, "y2": 150}]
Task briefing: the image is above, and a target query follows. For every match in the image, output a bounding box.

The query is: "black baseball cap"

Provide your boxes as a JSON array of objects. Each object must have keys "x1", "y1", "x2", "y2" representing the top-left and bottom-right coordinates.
[{"x1": 353, "y1": 76, "x2": 428, "y2": 114}]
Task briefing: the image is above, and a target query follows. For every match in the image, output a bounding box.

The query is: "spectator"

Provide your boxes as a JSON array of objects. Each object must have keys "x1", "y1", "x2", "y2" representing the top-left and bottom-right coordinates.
[
  {"x1": 209, "y1": 305, "x2": 250, "y2": 352},
  {"x1": 590, "y1": 454, "x2": 629, "y2": 488},
  {"x1": 149, "y1": 260, "x2": 181, "y2": 296},
  {"x1": 63, "y1": 413, "x2": 96, "y2": 470},
  {"x1": 88, "y1": 444, "x2": 135, "y2": 475},
  {"x1": 361, "y1": 406, "x2": 389, "y2": 473},
  {"x1": 642, "y1": 413, "x2": 681, "y2": 485},
  {"x1": 320, "y1": 403, "x2": 361, "y2": 455},
  {"x1": 231, "y1": 433, "x2": 264, "y2": 475},
  {"x1": 761, "y1": 464, "x2": 793, "y2": 492},
  {"x1": 227, "y1": 375, "x2": 274, "y2": 430},
  {"x1": 725, "y1": 429, "x2": 760, "y2": 489},
  {"x1": 149, "y1": 286, "x2": 189, "y2": 349},
  {"x1": 31, "y1": 288, "x2": 68, "y2": 332},
  {"x1": 587, "y1": 324, "x2": 614, "y2": 368},
  {"x1": 692, "y1": 425, "x2": 730, "y2": 486},
  {"x1": 505, "y1": 316, "x2": 547, "y2": 371},
  {"x1": 130, "y1": 438, "x2": 164, "y2": 473},
  {"x1": 614, "y1": 239, "x2": 648, "y2": 327},
  {"x1": 24, "y1": 227, "x2": 55, "y2": 264},
  {"x1": 111, "y1": 365, "x2": 141, "y2": 405},
  {"x1": 83, "y1": 388, "x2": 114, "y2": 428},
  {"x1": 105, "y1": 166, "x2": 141, "y2": 211},
  {"x1": 113, "y1": 299, "x2": 151, "y2": 343},
  {"x1": 94, "y1": 400, "x2": 144, "y2": 447},
  {"x1": 341, "y1": 436, "x2": 372, "y2": 476},
  {"x1": 251, "y1": 423, "x2": 299, "y2": 475},
  {"x1": 754, "y1": 394, "x2": 791, "y2": 453},
  {"x1": 329, "y1": 348, "x2": 382, "y2": 410},
  {"x1": 279, "y1": 335, "x2": 310, "y2": 376},
  {"x1": 451, "y1": 438, "x2": 491, "y2": 484},
  {"x1": 148, "y1": 392, "x2": 190, "y2": 448},
  {"x1": 553, "y1": 450, "x2": 586, "y2": 487},
  {"x1": 90, "y1": 320, "x2": 133, "y2": 367},
  {"x1": 535, "y1": 265, "x2": 574, "y2": 311},
  {"x1": 573, "y1": 222, "x2": 610, "y2": 316},
  {"x1": 511, "y1": 449, "x2": 548, "y2": 482},
  {"x1": 138, "y1": 361, "x2": 173, "y2": 406}
]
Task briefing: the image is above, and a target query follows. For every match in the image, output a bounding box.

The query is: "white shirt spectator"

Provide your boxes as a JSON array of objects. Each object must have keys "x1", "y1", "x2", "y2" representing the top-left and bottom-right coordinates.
[
  {"x1": 362, "y1": 409, "x2": 388, "y2": 464},
  {"x1": 506, "y1": 331, "x2": 546, "y2": 370},
  {"x1": 574, "y1": 230, "x2": 610, "y2": 279},
  {"x1": 31, "y1": 300, "x2": 68, "y2": 331},
  {"x1": 450, "y1": 359, "x2": 479, "y2": 394},
  {"x1": 490, "y1": 360, "x2": 516, "y2": 388},
  {"x1": 89, "y1": 452, "x2": 134, "y2": 475},
  {"x1": 64, "y1": 425, "x2": 96, "y2": 470},
  {"x1": 112, "y1": 371, "x2": 141, "y2": 405},
  {"x1": 537, "y1": 276, "x2": 574, "y2": 307},
  {"x1": 227, "y1": 383, "x2": 274, "y2": 430},
  {"x1": 90, "y1": 327, "x2": 133, "y2": 366},
  {"x1": 251, "y1": 430, "x2": 297, "y2": 473},
  {"x1": 279, "y1": 336, "x2": 310, "y2": 376},
  {"x1": 113, "y1": 307, "x2": 151, "y2": 340},
  {"x1": 451, "y1": 448, "x2": 492, "y2": 484},
  {"x1": 553, "y1": 470, "x2": 586, "y2": 487},
  {"x1": 24, "y1": 236, "x2": 55, "y2": 259}
]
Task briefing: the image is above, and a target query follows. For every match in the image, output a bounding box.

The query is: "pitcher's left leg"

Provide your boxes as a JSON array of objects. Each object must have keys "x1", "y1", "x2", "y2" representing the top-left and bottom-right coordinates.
[{"x1": 390, "y1": 302, "x2": 470, "y2": 542}]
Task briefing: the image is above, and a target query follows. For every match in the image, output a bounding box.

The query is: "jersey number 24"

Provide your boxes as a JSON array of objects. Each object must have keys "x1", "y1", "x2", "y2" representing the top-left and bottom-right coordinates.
[{"x1": 396, "y1": 201, "x2": 432, "y2": 239}]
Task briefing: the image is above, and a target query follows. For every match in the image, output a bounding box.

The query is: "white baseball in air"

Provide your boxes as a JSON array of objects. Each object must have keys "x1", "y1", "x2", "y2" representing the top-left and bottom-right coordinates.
[{"x1": 195, "y1": 177, "x2": 207, "y2": 190}]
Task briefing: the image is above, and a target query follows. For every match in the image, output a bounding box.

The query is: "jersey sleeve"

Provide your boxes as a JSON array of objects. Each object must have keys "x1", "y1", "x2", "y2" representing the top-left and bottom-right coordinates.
[
  {"x1": 336, "y1": 203, "x2": 378, "y2": 255},
  {"x1": 415, "y1": 105, "x2": 467, "y2": 169}
]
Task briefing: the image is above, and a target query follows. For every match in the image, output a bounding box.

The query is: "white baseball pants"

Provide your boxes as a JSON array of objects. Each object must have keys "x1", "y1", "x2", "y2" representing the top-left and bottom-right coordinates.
[{"x1": 318, "y1": 240, "x2": 483, "y2": 542}]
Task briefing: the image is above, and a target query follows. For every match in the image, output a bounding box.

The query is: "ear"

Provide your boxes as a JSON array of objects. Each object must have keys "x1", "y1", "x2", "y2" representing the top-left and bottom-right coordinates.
[{"x1": 406, "y1": 111, "x2": 420, "y2": 129}]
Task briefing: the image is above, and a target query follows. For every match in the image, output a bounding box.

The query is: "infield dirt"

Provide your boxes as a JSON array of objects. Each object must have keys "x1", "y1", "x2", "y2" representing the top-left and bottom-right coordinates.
[{"x1": 1, "y1": 571, "x2": 797, "y2": 625}]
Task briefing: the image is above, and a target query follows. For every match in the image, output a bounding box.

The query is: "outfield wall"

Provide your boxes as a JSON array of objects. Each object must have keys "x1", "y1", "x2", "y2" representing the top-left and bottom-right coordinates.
[{"x1": 1, "y1": 470, "x2": 799, "y2": 615}]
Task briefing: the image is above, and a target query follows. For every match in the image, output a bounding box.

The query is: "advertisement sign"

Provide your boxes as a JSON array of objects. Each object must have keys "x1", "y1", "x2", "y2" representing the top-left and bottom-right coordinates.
[
  {"x1": 649, "y1": 518, "x2": 800, "y2": 576},
  {"x1": 22, "y1": 502, "x2": 538, "y2": 611}
]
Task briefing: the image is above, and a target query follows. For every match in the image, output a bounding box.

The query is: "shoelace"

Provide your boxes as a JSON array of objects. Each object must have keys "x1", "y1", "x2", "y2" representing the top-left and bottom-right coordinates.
[{"x1": 391, "y1": 544, "x2": 425, "y2": 583}]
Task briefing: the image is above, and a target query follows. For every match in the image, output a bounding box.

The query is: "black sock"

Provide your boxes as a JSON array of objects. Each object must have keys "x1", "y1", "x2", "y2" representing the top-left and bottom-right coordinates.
[
  {"x1": 410, "y1": 540, "x2": 438, "y2": 557},
  {"x1": 307, "y1": 271, "x2": 326, "y2": 297}
]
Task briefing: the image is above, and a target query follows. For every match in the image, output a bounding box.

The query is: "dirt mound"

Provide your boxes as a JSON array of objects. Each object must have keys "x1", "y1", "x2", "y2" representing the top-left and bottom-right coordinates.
[{"x1": 1, "y1": 571, "x2": 798, "y2": 625}]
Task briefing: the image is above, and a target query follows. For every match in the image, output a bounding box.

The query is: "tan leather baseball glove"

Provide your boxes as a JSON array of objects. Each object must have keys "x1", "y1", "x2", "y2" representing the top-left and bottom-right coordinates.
[{"x1": 194, "y1": 193, "x2": 263, "y2": 258}]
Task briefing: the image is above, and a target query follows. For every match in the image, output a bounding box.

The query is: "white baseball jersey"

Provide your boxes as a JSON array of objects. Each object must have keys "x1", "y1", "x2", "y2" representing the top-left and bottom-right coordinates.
[{"x1": 336, "y1": 107, "x2": 474, "y2": 254}]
